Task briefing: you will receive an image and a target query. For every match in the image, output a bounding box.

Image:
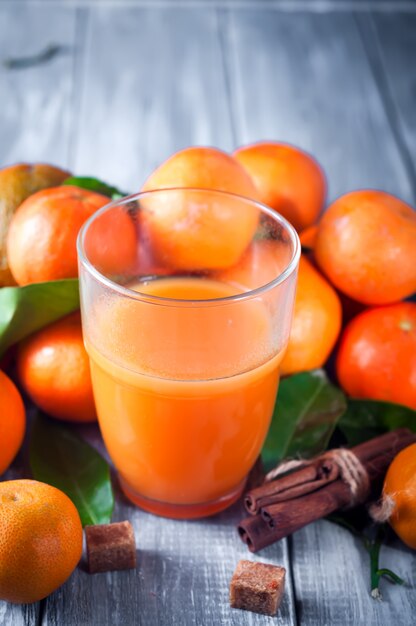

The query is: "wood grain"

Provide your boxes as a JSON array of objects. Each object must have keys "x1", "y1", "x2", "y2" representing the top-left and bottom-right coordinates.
[
  {"x1": 357, "y1": 12, "x2": 416, "y2": 201},
  {"x1": 223, "y1": 8, "x2": 414, "y2": 204},
  {"x1": 0, "y1": 603, "x2": 39, "y2": 626},
  {"x1": 72, "y1": 5, "x2": 235, "y2": 190},
  {"x1": 0, "y1": 3, "x2": 77, "y2": 171},
  {"x1": 290, "y1": 520, "x2": 416, "y2": 626},
  {"x1": 43, "y1": 489, "x2": 297, "y2": 625}
]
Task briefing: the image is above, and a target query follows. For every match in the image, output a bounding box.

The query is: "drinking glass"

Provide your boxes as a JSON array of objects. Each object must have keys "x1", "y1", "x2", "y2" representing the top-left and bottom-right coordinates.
[{"x1": 77, "y1": 188, "x2": 300, "y2": 519}]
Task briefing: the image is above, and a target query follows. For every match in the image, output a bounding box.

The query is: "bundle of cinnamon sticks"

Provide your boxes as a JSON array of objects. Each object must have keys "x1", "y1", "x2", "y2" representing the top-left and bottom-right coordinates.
[{"x1": 238, "y1": 428, "x2": 416, "y2": 552}]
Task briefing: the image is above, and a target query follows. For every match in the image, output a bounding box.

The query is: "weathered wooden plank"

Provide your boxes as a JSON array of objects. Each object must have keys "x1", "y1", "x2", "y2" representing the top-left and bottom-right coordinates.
[
  {"x1": 0, "y1": 3, "x2": 77, "y2": 170},
  {"x1": 4, "y1": 1, "x2": 416, "y2": 10},
  {"x1": 0, "y1": 603, "x2": 39, "y2": 626},
  {"x1": 356, "y1": 12, "x2": 416, "y2": 198},
  {"x1": 223, "y1": 8, "x2": 414, "y2": 204},
  {"x1": 290, "y1": 520, "x2": 415, "y2": 625},
  {"x1": 43, "y1": 489, "x2": 296, "y2": 626},
  {"x1": 72, "y1": 5, "x2": 235, "y2": 191}
]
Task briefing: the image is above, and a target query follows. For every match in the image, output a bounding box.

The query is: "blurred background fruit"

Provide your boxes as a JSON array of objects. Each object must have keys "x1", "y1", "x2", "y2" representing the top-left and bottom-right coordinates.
[
  {"x1": 0, "y1": 370, "x2": 25, "y2": 476},
  {"x1": 299, "y1": 224, "x2": 318, "y2": 251},
  {"x1": 6, "y1": 185, "x2": 108, "y2": 285},
  {"x1": 82, "y1": 204, "x2": 137, "y2": 277},
  {"x1": 315, "y1": 190, "x2": 416, "y2": 305},
  {"x1": 140, "y1": 147, "x2": 259, "y2": 270},
  {"x1": 382, "y1": 443, "x2": 416, "y2": 550},
  {"x1": 17, "y1": 312, "x2": 97, "y2": 422},
  {"x1": 0, "y1": 480, "x2": 82, "y2": 603},
  {"x1": 0, "y1": 163, "x2": 69, "y2": 286},
  {"x1": 233, "y1": 142, "x2": 326, "y2": 231},
  {"x1": 280, "y1": 256, "x2": 342, "y2": 376},
  {"x1": 215, "y1": 238, "x2": 290, "y2": 291},
  {"x1": 336, "y1": 302, "x2": 416, "y2": 410}
]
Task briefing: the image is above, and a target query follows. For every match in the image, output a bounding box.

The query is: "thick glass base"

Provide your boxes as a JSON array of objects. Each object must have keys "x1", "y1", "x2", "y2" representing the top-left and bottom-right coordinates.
[{"x1": 119, "y1": 477, "x2": 246, "y2": 519}]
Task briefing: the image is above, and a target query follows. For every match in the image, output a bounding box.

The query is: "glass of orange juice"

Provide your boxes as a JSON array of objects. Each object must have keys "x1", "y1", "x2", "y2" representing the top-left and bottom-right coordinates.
[{"x1": 77, "y1": 188, "x2": 300, "y2": 519}]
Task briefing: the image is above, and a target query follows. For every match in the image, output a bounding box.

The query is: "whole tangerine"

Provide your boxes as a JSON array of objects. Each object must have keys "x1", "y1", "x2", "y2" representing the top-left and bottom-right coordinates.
[
  {"x1": 381, "y1": 443, "x2": 416, "y2": 550},
  {"x1": 315, "y1": 190, "x2": 416, "y2": 305},
  {"x1": 7, "y1": 185, "x2": 109, "y2": 285},
  {"x1": 17, "y1": 312, "x2": 97, "y2": 422},
  {"x1": 141, "y1": 147, "x2": 259, "y2": 270},
  {"x1": 233, "y1": 142, "x2": 326, "y2": 231},
  {"x1": 0, "y1": 163, "x2": 69, "y2": 286},
  {"x1": 280, "y1": 256, "x2": 342, "y2": 376},
  {"x1": 0, "y1": 480, "x2": 82, "y2": 603},
  {"x1": 0, "y1": 370, "x2": 25, "y2": 476},
  {"x1": 336, "y1": 302, "x2": 416, "y2": 410}
]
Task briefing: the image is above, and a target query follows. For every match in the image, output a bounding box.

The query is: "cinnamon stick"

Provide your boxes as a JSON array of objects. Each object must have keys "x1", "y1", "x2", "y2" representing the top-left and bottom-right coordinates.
[
  {"x1": 238, "y1": 428, "x2": 416, "y2": 552},
  {"x1": 245, "y1": 428, "x2": 414, "y2": 515},
  {"x1": 245, "y1": 462, "x2": 338, "y2": 514}
]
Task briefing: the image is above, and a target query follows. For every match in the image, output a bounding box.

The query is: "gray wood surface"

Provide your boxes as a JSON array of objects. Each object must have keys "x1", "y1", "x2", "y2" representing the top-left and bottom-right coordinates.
[
  {"x1": 0, "y1": 3, "x2": 76, "y2": 171},
  {"x1": 224, "y1": 8, "x2": 415, "y2": 205},
  {"x1": 291, "y1": 522, "x2": 416, "y2": 626},
  {"x1": 357, "y1": 13, "x2": 416, "y2": 197},
  {"x1": 43, "y1": 478, "x2": 297, "y2": 626},
  {"x1": 73, "y1": 5, "x2": 235, "y2": 190},
  {"x1": 0, "y1": 2, "x2": 415, "y2": 625}
]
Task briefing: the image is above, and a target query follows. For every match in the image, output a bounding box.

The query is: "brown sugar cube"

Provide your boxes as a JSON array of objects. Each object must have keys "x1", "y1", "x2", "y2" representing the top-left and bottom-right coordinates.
[
  {"x1": 85, "y1": 521, "x2": 137, "y2": 574},
  {"x1": 230, "y1": 560, "x2": 286, "y2": 616}
]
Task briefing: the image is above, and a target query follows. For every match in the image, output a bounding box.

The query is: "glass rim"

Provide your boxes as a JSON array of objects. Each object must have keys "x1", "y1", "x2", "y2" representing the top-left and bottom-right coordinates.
[{"x1": 77, "y1": 188, "x2": 301, "y2": 306}]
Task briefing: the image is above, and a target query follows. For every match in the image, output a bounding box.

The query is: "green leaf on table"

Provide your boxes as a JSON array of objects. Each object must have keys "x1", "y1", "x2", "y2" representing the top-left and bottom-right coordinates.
[
  {"x1": 338, "y1": 399, "x2": 416, "y2": 446},
  {"x1": 0, "y1": 279, "x2": 80, "y2": 357},
  {"x1": 262, "y1": 369, "x2": 347, "y2": 468},
  {"x1": 63, "y1": 176, "x2": 127, "y2": 200},
  {"x1": 30, "y1": 415, "x2": 114, "y2": 526}
]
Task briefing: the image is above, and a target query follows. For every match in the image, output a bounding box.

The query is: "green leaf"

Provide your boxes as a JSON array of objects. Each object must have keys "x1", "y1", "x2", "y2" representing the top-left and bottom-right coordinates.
[
  {"x1": 262, "y1": 370, "x2": 347, "y2": 468},
  {"x1": 63, "y1": 176, "x2": 126, "y2": 200},
  {"x1": 30, "y1": 415, "x2": 114, "y2": 526},
  {"x1": 338, "y1": 399, "x2": 416, "y2": 446},
  {"x1": 0, "y1": 279, "x2": 80, "y2": 357}
]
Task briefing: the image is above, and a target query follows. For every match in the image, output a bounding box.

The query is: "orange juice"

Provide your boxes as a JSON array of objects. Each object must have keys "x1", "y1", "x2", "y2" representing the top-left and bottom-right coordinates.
[{"x1": 85, "y1": 277, "x2": 284, "y2": 518}]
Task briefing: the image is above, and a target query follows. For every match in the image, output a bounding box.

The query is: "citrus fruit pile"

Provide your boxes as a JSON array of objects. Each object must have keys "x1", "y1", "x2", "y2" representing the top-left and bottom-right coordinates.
[{"x1": 0, "y1": 142, "x2": 415, "y2": 603}]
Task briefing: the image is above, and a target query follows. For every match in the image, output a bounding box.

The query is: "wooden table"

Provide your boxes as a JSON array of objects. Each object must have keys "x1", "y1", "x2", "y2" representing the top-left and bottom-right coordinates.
[{"x1": 1, "y1": 1, "x2": 415, "y2": 624}]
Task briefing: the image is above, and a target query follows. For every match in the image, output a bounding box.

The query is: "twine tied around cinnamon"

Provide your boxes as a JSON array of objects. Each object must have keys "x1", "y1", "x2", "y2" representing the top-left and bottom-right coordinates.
[{"x1": 266, "y1": 448, "x2": 371, "y2": 506}]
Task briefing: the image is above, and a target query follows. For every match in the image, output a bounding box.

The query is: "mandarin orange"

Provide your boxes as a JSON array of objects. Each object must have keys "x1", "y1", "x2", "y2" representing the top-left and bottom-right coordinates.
[
  {"x1": 0, "y1": 370, "x2": 25, "y2": 476},
  {"x1": 0, "y1": 163, "x2": 69, "y2": 286},
  {"x1": 0, "y1": 480, "x2": 82, "y2": 603},
  {"x1": 17, "y1": 312, "x2": 96, "y2": 422},
  {"x1": 336, "y1": 303, "x2": 416, "y2": 410},
  {"x1": 233, "y1": 142, "x2": 326, "y2": 231},
  {"x1": 382, "y1": 443, "x2": 416, "y2": 550},
  {"x1": 141, "y1": 147, "x2": 259, "y2": 270},
  {"x1": 7, "y1": 185, "x2": 108, "y2": 285},
  {"x1": 315, "y1": 190, "x2": 416, "y2": 305},
  {"x1": 280, "y1": 256, "x2": 342, "y2": 376}
]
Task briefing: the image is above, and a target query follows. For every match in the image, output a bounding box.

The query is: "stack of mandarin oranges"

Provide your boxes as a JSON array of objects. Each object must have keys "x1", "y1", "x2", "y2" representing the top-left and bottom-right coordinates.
[{"x1": 0, "y1": 145, "x2": 415, "y2": 605}]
